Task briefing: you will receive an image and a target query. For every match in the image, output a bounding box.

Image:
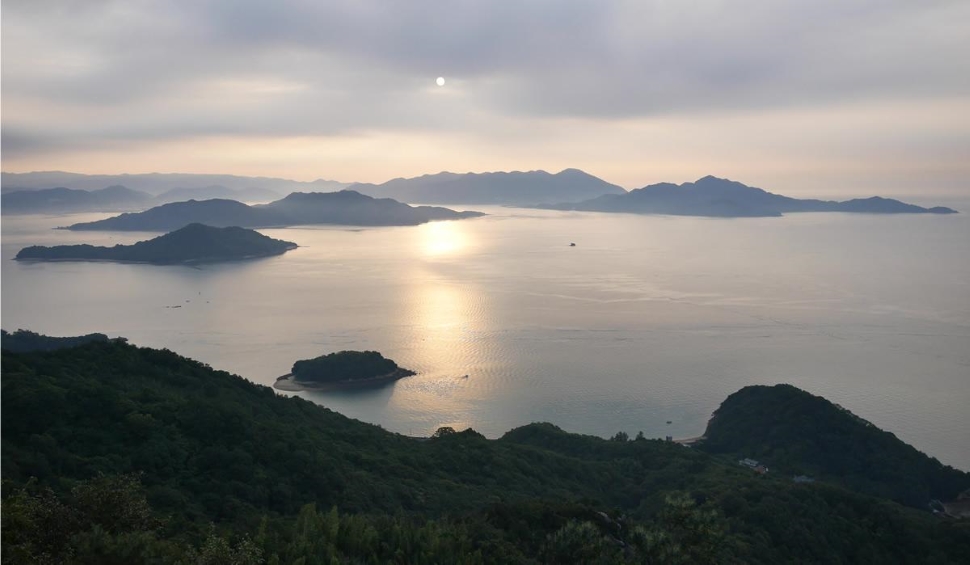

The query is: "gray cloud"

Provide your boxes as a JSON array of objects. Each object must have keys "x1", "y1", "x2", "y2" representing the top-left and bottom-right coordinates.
[{"x1": 2, "y1": 0, "x2": 968, "y2": 187}]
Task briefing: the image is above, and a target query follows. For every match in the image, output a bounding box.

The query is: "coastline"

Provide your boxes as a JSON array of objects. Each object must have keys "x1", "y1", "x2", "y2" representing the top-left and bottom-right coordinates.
[{"x1": 274, "y1": 368, "x2": 415, "y2": 392}]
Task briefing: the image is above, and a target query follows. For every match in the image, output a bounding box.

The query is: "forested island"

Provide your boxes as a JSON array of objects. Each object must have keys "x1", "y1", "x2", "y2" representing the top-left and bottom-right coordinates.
[
  {"x1": 2, "y1": 333, "x2": 968, "y2": 563},
  {"x1": 63, "y1": 190, "x2": 484, "y2": 231},
  {"x1": 275, "y1": 350, "x2": 416, "y2": 391},
  {"x1": 15, "y1": 223, "x2": 297, "y2": 264}
]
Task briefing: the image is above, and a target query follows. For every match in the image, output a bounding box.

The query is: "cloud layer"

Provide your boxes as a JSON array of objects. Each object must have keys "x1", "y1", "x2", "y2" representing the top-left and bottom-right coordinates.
[{"x1": 3, "y1": 0, "x2": 969, "y2": 194}]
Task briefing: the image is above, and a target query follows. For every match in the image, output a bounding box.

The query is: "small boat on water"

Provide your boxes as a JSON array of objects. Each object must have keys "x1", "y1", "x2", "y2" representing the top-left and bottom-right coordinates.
[{"x1": 569, "y1": 242, "x2": 576, "y2": 247}]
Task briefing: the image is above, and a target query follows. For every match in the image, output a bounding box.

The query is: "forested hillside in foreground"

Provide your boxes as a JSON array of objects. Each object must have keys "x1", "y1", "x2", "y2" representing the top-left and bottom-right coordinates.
[
  {"x1": 699, "y1": 384, "x2": 969, "y2": 508},
  {"x1": 2, "y1": 339, "x2": 968, "y2": 563}
]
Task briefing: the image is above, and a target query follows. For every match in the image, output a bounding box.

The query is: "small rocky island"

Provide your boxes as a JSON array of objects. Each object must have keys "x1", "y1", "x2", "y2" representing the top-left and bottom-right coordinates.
[
  {"x1": 274, "y1": 350, "x2": 416, "y2": 391},
  {"x1": 15, "y1": 223, "x2": 297, "y2": 264}
]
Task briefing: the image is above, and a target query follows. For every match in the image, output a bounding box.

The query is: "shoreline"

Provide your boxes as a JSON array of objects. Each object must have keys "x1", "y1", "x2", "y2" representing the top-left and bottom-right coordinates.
[{"x1": 274, "y1": 368, "x2": 416, "y2": 392}]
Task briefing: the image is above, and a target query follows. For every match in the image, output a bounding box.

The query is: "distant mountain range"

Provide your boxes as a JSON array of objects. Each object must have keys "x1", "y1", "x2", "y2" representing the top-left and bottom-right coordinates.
[
  {"x1": 154, "y1": 185, "x2": 282, "y2": 204},
  {"x1": 2, "y1": 184, "x2": 287, "y2": 215},
  {"x1": 1, "y1": 185, "x2": 154, "y2": 214},
  {"x1": 16, "y1": 223, "x2": 297, "y2": 264},
  {"x1": 3, "y1": 171, "x2": 959, "y2": 218},
  {"x1": 63, "y1": 190, "x2": 485, "y2": 231},
  {"x1": 1, "y1": 171, "x2": 347, "y2": 195},
  {"x1": 540, "y1": 176, "x2": 958, "y2": 217},
  {"x1": 350, "y1": 168, "x2": 626, "y2": 205},
  {"x1": 2, "y1": 168, "x2": 623, "y2": 213}
]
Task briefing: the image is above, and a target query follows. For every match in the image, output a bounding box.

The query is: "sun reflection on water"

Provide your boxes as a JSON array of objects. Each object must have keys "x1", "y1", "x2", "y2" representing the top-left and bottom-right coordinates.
[
  {"x1": 382, "y1": 267, "x2": 492, "y2": 435},
  {"x1": 419, "y1": 220, "x2": 469, "y2": 258}
]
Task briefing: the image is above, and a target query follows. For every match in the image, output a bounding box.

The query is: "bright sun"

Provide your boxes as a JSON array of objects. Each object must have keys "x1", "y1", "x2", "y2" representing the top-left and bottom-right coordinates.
[{"x1": 435, "y1": 77, "x2": 445, "y2": 87}]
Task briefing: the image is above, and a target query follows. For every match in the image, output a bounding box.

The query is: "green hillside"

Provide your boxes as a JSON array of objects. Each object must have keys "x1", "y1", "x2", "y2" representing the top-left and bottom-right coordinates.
[
  {"x1": 2, "y1": 340, "x2": 968, "y2": 563},
  {"x1": 699, "y1": 384, "x2": 969, "y2": 508}
]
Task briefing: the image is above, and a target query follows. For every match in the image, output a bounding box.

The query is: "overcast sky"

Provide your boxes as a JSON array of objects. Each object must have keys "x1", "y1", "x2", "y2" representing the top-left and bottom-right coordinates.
[{"x1": 2, "y1": 0, "x2": 968, "y2": 196}]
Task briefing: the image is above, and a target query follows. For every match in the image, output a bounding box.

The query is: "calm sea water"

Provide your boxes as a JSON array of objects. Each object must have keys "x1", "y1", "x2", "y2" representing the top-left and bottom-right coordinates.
[{"x1": 3, "y1": 206, "x2": 969, "y2": 470}]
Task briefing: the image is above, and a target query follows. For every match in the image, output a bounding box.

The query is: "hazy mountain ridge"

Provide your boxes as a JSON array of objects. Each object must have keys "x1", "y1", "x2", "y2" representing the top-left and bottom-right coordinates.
[
  {"x1": 153, "y1": 184, "x2": 282, "y2": 204},
  {"x1": 64, "y1": 190, "x2": 484, "y2": 231},
  {"x1": 543, "y1": 175, "x2": 959, "y2": 217},
  {"x1": 16, "y1": 223, "x2": 298, "y2": 264},
  {"x1": 350, "y1": 168, "x2": 626, "y2": 205},
  {"x1": 1, "y1": 185, "x2": 153, "y2": 214},
  {"x1": 1, "y1": 171, "x2": 347, "y2": 195},
  {"x1": 2, "y1": 184, "x2": 289, "y2": 215}
]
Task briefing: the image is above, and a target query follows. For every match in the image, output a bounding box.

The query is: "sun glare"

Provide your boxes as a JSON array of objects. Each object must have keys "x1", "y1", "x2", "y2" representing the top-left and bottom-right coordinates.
[{"x1": 420, "y1": 221, "x2": 467, "y2": 257}]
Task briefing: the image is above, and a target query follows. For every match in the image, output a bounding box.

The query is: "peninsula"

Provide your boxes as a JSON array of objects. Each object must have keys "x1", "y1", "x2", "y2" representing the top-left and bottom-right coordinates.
[
  {"x1": 16, "y1": 223, "x2": 297, "y2": 264},
  {"x1": 274, "y1": 350, "x2": 416, "y2": 391}
]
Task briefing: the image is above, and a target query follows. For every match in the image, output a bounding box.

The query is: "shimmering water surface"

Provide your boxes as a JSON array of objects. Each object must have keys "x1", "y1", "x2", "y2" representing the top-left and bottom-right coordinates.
[{"x1": 3, "y1": 206, "x2": 969, "y2": 469}]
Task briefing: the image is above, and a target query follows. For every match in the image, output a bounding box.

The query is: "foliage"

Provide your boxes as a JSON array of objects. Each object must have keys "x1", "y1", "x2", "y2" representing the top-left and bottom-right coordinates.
[
  {"x1": 699, "y1": 384, "x2": 970, "y2": 508},
  {"x1": 290, "y1": 350, "x2": 411, "y2": 383},
  {"x1": 1, "y1": 329, "x2": 111, "y2": 353},
  {"x1": 3, "y1": 341, "x2": 970, "y2": 563}
]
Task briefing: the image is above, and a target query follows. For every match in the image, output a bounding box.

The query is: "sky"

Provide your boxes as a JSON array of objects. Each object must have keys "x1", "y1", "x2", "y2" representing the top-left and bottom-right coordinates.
[{"x1": 2, "y1": 0, "x2": 969, "y2": 196}]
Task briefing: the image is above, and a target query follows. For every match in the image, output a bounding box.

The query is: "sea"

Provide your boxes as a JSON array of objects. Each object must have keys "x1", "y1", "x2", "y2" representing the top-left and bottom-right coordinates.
[{"x1": 3, "y1": 203, "x2": 969, "y2": 470}]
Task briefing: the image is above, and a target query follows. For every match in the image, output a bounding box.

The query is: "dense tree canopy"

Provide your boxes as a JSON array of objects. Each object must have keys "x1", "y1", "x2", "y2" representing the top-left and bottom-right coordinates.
[
  {"x1": 700, "y1": 384, "x2": 969, "y2": 508},
  {"x1": 290, "y1": 350, "x2": 412, "y2": 384},
  {"x1": 2, "y1": 340, "x2": 968, "y2": 563}
]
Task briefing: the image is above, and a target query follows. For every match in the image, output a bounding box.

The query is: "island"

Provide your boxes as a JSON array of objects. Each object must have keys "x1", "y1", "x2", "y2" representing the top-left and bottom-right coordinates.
[
  {"x1": 63, "y1": 190, "x2": 485, "y2": 231},
  {"x1": 274, "y1": 350, "x2": 416, "y2": 391},
  {"x1": 15, "y1": 223, "x2": 297, "y2": 264},
  {"x1": 539, "y1": 175, "x2": 959, "y2": 217}
]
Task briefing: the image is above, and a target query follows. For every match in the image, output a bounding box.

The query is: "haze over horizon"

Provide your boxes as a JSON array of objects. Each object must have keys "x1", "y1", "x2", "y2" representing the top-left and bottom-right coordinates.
[{"x1": 3, "y1": 1, "x2": 969, "y2": 197}]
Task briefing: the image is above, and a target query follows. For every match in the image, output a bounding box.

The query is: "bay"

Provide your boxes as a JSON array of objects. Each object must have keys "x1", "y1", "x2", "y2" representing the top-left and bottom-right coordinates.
[{"x1": 3, "y1": 205, "x2": 968, "y2": 469}]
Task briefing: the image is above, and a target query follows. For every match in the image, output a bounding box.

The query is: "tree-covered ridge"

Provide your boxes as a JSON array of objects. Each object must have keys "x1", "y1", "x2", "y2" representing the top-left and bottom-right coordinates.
[
  {"x1": 2, "y1": 340, "x2": 969, "y2": 563},
  {"x1": 0, "y1": 329, "x2": 112, "y2": 353},
  {"x1": 699, "y1": 384, "x2": 970, "y2": 508},
  {"x1": 16, "y1": 223, "x2": 297, "y2": 264},
  {"x1": 289, "y1": 350, "x2": 414, "y2": 384}
]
